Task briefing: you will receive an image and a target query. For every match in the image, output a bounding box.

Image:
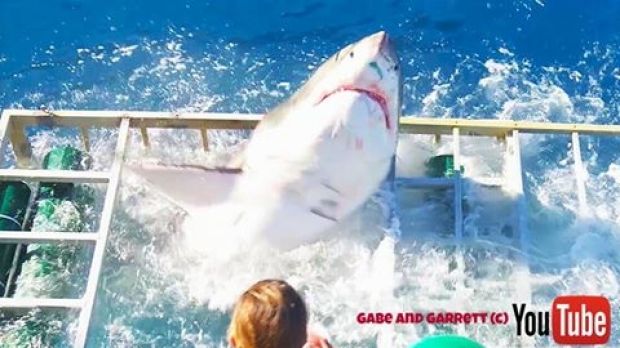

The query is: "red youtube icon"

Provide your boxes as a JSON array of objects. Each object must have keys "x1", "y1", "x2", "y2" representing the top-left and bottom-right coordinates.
[{"x1": 552, "y1": 295, "x2": 611, "y2": 345}]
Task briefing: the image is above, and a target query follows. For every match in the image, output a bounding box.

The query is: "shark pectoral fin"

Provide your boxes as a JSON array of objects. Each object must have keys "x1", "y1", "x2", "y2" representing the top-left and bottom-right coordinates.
[{"x1": 126, "y1": 164, "x2": 241, "y2": 214}]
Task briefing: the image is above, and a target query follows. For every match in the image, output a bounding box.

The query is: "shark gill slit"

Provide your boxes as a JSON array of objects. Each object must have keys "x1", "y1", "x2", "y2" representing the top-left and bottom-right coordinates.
[
  {"x1": 310, "y1": 207, "x2": 338, "y2": 222},
  {"x1": 368, "y1": 61, "x2": 383, "y2": 79}
]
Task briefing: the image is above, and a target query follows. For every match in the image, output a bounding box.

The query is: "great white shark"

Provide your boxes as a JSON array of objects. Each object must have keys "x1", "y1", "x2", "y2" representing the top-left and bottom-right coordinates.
[{"x1": 130, "y1": 31, "x2": 402, "y2": 253}]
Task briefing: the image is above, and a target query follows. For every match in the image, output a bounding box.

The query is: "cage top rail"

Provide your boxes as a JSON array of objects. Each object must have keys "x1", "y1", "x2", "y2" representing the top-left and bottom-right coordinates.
[{"x1": 3, "y1": 109, "x2": 620, "y2": 136}]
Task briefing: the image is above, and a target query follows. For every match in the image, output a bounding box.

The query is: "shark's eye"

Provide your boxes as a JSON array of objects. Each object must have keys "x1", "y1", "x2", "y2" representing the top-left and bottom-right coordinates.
[
  {"x1": 394, "y1": 64, "x2": 399, "y2": 71},
  {"x1": 349, "y1": 51, "x2": 354, "y2": 58}
]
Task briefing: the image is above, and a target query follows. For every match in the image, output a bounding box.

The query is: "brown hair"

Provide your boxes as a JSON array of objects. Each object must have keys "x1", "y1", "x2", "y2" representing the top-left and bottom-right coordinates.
[{"x1": 228, "y1": 279, "x2": 308, "y2": 348}]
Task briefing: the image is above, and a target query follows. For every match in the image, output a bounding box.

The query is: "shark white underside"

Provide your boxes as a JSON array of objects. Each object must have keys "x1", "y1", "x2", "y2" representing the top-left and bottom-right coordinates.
[
  {"x1": 128, "y1": 31, "x2": 402, "y2": 255},
  {"x1": 130, "y1": 92, "x2": 392, "y2": 251}
]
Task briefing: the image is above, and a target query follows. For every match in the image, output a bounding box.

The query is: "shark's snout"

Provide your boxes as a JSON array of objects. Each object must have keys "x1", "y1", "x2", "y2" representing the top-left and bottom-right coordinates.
[
  {"x1": 369, "y1": 31, "x2": 387, "y2": 46},
  {"x1": 381, "y1": 36, "x2": 397, "y2": 62},
  {"x1": 367, "y1": 31, "x2": 397, "y2": 61}
]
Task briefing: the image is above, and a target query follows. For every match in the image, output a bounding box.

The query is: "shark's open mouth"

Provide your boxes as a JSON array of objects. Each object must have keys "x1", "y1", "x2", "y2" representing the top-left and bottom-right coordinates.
[{"x1": 318, "y1": 86, "x2": 391, "y2": 129}]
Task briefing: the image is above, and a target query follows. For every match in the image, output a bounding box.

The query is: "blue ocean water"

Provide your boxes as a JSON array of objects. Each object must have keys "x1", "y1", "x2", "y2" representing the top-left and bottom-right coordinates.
[
  {"x1": 2, "y1": 0, "x2": 619, "y2": 116},
  {"x1": 1, "y1": 0, "x2": 619, "y2": 347}
]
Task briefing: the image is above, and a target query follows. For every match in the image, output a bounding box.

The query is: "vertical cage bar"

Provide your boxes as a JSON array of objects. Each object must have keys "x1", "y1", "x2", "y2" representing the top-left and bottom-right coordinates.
[
  {"x1": 571, "y1": 132, "x2": 588, "y2": 215},
  {"x1": 452, "y1": 127, "x2": 463, "y2": 240},
  {"x1": 8, "y1": 118, "x2": 32, "y2": 167},
  {"x1": 510, "y1": 130, "x2": 528, "y2": 251},
  {"x1": 80, "y1": 127, "x2": 91, "y2": 152},
  {"x1": 140, "y1": 126, "x2": 150, "y2": 148},
  {"x1": 200, "y1": 128, "x2": 209, "y2": 152},
  {"x1": 74, "y1": 118, "x2": 130, "y2": 348},
  {"x1": 0, "y1": 111, "x2": 13, "y2": 167}
]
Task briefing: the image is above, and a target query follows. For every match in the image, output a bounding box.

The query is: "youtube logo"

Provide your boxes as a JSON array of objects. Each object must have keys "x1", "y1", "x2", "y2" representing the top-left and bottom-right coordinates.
[
  {"x1": 513, "y1": 295, "x2": 612, "y2": 345},
  {"x1": 552, "y1": 296, "x2": 611, "y2": 345}
]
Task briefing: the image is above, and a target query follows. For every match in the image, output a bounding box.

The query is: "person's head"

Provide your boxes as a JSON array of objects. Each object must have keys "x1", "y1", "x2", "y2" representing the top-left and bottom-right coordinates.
[{"x1": 228, "y1": 279, "x2": 308, "y2": 348}]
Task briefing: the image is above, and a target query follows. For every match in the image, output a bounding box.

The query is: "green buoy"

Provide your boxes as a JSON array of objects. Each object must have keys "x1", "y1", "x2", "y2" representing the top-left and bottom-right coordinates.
[
  {"x1": 39, "y1": 145, "x2": 86, "y2": 200},
  {"x1": 0, "y1": 181, "x2": 31, "y2": 296},
  {"x1": 3, "y1": 145, "x2": 93, "y2": 347},
  {"x1": 411, "y1": 335, "x2": 484, "y2": 348},
  {"x1": 425, "y1": 154, "x2": 464, "y2": 178},
  {"x1": 14, "y1": 145, "x2": 91, "y2": 297}
]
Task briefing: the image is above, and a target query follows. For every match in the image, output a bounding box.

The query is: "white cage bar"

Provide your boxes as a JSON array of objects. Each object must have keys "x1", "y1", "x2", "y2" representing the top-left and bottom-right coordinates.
[{"x1": 0, "y1": 108, "x2": 619, "y2": 347}]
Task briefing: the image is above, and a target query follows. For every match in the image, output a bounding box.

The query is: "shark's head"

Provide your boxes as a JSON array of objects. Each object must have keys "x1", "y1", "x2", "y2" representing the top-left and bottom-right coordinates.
[{"x1": 302, "y1": 31, "x2": 402, "y2": 135}]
